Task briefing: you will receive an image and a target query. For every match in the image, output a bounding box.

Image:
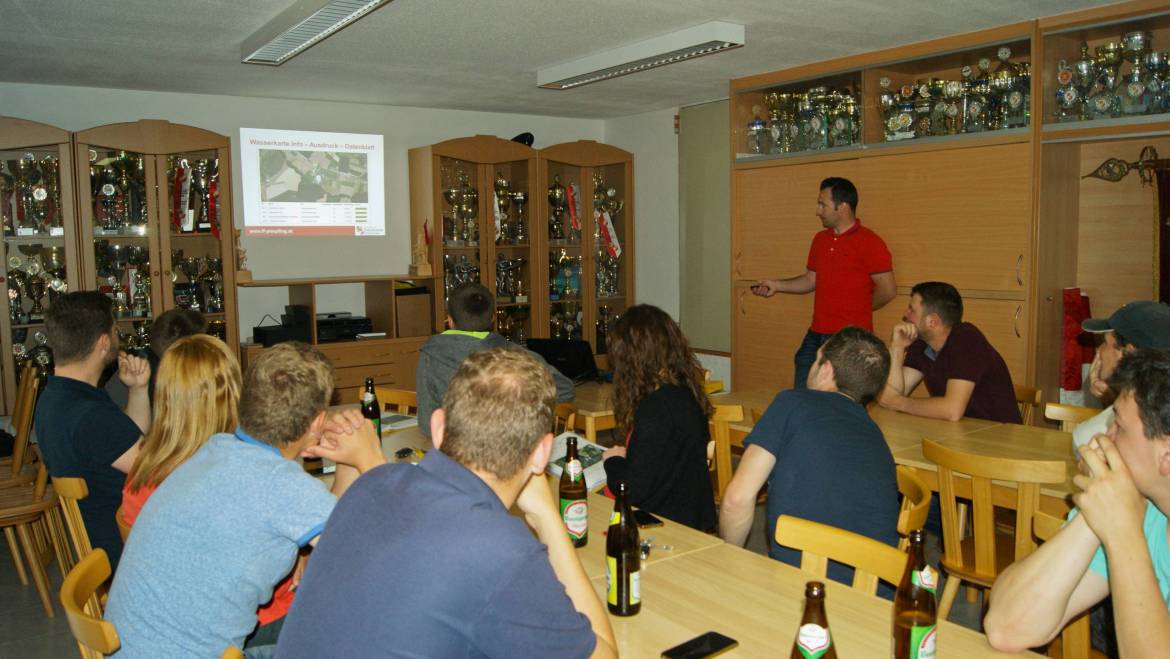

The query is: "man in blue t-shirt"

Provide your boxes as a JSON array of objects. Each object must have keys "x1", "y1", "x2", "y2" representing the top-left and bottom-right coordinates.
[
  {"x1": 278, "y1": 348, "x2": 617, "y2": 658},
  {"x1": 35, "y1": 291, "x2": 150, "y2": 570},
  {"x1": 720, "y1": 326, "x2": 899, "y2": 587},
  {"x1": 987, "y1": 349, "x2": 1170, "y2": 655}
]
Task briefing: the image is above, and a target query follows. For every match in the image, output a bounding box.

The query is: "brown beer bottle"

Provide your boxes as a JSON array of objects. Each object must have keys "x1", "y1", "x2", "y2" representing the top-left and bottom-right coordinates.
[
  {"x1": 559, "y1": 436, "x2": 588, "y2": 547},
  {"x1": 361, "y1": 377, "x2": 381, "y2": 436},
  {"x1": 605, "y1": 480, "x2": 641, "y2": 616},
  {"x1": 892, "y1": 529, "x2": 938, "y2": 659},
  {"x1": 791, "y1": 581, "x2": 837, "y2": 659}
]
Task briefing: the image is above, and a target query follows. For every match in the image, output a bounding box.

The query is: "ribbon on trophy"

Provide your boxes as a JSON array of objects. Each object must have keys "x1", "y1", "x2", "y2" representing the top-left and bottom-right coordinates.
[
  {"x1": 207, "y1": 177, "x2": 220, "y2": 238},
  {"x1": 597, "y1": 209, "x2": 622, "y2": 258},
  {"x1": 171, "y1": 160, "x2": 188, "y2": 231},
  {"x1": 493, "y1": 190, "x2": 503, "y2": 241},
  {"x1": 423, "y1": 218, "x2": 431, "y2": 245},
  {"x1": 566, "y1": 183, "x2": 581, "y2": 232}
]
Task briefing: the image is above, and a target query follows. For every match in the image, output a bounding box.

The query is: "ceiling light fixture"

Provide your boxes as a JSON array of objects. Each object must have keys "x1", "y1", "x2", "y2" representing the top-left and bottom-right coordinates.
[
  {"x1": 537, "y1": 21, "x2": 745, "y2": 90},
  {"x1": 242, "y1": 0, "x2": 390, "y2": 66}
]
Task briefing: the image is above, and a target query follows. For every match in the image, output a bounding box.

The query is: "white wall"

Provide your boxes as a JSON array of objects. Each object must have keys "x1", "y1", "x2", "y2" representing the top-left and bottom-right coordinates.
[
  {"x1": 0, "y1": 81, "x2": 604, "y2": 338},
  {"x1": 603, "y1": 108, "x2": 680, "y2": 319}
]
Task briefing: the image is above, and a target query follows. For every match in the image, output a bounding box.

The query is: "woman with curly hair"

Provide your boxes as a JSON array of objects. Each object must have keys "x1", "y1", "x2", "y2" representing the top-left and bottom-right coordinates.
[{"x1": 601, "y1": 304, "x2": 716, "y2": 531}]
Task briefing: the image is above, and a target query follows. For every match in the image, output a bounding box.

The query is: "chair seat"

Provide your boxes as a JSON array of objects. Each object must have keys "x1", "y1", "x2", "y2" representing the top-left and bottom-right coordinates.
[
  {"x1": 0, "y1": 461, "x2": 39, "y2": 489},
  {"x1": 0, "y1": 485, "x2": 59, "y2": 521},
  {"x1": 940, "y1": 529, "x2": 1016, "y2": 587}
]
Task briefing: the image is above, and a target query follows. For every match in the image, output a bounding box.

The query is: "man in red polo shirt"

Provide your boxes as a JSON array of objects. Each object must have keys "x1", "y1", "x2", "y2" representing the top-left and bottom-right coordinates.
[{"x1": 751, "y1": 177, "x2": 896, "y2": 388}]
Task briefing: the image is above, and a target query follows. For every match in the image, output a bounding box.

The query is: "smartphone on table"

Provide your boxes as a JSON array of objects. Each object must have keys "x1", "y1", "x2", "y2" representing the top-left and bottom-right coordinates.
[
  {"x1": 661, "y1": 631, "x2": 738, "y2": 658},
  {"x1": 633, "y1": 509, "x2": 664, "y2": 528}
]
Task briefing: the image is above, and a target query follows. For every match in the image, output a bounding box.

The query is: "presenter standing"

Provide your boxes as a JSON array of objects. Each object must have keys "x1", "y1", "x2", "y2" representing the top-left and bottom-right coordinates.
[{"x1": 751, "y1": 177, "x2": 896, "y2": 388}]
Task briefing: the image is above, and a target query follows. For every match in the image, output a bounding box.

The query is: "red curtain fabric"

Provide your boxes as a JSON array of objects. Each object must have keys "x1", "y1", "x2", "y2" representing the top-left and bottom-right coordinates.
[{"x1": 1061, "y1": 288, "x2": 1093, "y2": 391}]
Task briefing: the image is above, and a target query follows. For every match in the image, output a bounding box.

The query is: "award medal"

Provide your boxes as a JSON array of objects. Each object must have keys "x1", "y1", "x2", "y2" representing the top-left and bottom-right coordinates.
[
  {"x1": 1008, "y1": 91, "x2": 1024, "y2": 109},
  {"x1": 1057, "y1": 69, "x2": 1074, "y2": 86},
  {"x1": 1128, "y1": 81, "x2": 1145, "y2": 99}
]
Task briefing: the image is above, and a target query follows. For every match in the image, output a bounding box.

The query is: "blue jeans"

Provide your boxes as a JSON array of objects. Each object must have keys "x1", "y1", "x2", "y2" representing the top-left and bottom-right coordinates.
[{"x1": 793, "y1": 330, "x2": 831, "y2": 389}]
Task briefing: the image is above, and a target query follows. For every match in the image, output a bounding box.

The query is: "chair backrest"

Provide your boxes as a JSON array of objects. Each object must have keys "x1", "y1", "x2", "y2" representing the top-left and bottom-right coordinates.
[
  {"x1": 750, "y1": 408, "x2": 763, "y2": 425},
  {"x1": 896, "y1": 465, "x2": 931, "y2": 551},
  {"x1": 52, "y1": 476, "x2": 94, "y2": 563},
  {"x1": 221, "y1": 647, "x2": 244, "y2": 659},
  {"x1": 923, "y1": 438, "x2": 1068, "y2": 579},
  {"x1": 114, "y1": 505, "x2": 131, "y2": 543},
  {"x1": 60, "y1": 548, "x2": 119, "y2": 658},
  {"x1": 371, "y1": 387, "x2": 417, "y2": 415},
  {"x1": 1014, "y1": 384, "x2": 1043, "y2": 425},
  {"x1": 1043, "y1": 403, "x2": 1098, "y2": 433},
  {"x1": 775, "y1": 515, "x2": 908, "y2": 595},
  {"x1": 553, "y1": 402, "x2": 577, "y2": 435},
  {"x1": 708, "y1": 404, "x2": 745, "y2": 501},
  {"x1": 10, "y1": 364, "x2": 42, "y2": 478}
]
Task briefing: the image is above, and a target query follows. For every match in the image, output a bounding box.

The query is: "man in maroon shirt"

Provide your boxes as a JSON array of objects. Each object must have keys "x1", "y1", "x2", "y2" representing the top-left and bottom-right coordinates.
[
  {"x1": 751, "y1": 177, "x2": 897, "y2": 388},
  {"x1": 880, "y1": 281, "x2": 1021, "y2": 423}
]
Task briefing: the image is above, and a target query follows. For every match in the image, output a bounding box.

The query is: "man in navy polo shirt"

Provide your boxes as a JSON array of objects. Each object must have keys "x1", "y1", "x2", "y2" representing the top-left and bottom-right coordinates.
[
  {"x1": 751, "y1": 177, "x2": 897, "y2": 388},
  {"x1": 278, "y1": 348, "x2": 617, "y2": 658},
  {"x1": 35, "y1": 291, "x2": 150, "y2": 570}
]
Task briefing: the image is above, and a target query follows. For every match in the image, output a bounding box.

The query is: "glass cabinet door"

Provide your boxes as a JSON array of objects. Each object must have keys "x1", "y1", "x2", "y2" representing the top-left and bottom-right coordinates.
[
  {"x1": 439, "y1": 157, "x2": 481, "y2": 312},
  {"x1": 545, "y1": 161, "x2": 585, "y2": 342},
  {"x1": 489, "y1": 160, "x2": 534, "y2": 346},
  {"x1": 589, "y1": 164, "x2": 629, "y2": 355}
]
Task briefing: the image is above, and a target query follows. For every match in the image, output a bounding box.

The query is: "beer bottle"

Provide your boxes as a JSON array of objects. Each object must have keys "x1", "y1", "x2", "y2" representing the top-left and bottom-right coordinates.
[
  {"x1": 559, "y1": 436, "x2": 588, "y2": 547},
  {"x1": 360, "y1": 377, "x2": 381, "y2": 436},
  {"x1": 893, "y1": 529, "x2": 938, "y2": 659},
  {"x1": 605, "y1": 480, "x2": 640, "y2": 616},
  {"x1": 791, "y1": 581, "x2": 837, "y2": 659}
]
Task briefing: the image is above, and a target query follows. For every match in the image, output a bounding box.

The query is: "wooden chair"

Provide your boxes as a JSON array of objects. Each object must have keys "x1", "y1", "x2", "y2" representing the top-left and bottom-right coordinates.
[
  {"x1": 923, "y1": 438, "x2": 1068, "y2": 620},
  {"x1": 750, "y1": 408, "x2": 763, "y2": 424},
  {"x1": 53, "y1": 476, "x2": 94, "y2": 567},
  {"x1": 708, "y1": 404, "x2": 744, "y2": 502},
  {"x1": 60, "y1": 548, "x2": 119, "y2": 659},
  {"x1": 774, "y1": 515, "x2": 908, "y2": 596},
  {"x1": 0, "y1": 462, "x2": 71, "y2": 617},
  {"x1": 553, "y1": 402, "x2": 577, "y2": 435},
  {"x1": 1, "y1": 364, "x2": 43, "y2": 489},
  {"x1": 371, "y1": 387, "x2": 417, "y2": 415},
  {"x1": 1014, "y1": 384, "x2": 1043, "y2": 425},
  {"x1": 114, "y1": 505, "x2": 131, "y2": 543},
  {"x1": 1043, "y1": 403, "x2": 1098, "y2": 433},
  {"x1": 896, "y1": 465, "x2": 931, "y2": 551},
  {"x1": 221, "y1": 648, "x2": 244, "y2": 659}
]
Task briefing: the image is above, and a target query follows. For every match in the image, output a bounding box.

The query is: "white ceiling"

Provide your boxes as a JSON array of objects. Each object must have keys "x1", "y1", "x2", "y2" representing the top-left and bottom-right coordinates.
[{"x1": 0, "y1": 0, "x2": 1117, "y2": 119}]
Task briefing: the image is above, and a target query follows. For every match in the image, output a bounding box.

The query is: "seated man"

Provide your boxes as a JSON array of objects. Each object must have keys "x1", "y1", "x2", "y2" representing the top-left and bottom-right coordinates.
[
  {"x1": 1074, "y1": 301, "x2": 1170, "y2": 448},
  {"x1": 35, "y1": 291, "x2": 150, "y2": 569},
  {"x1": 104, "y1": 307, "x2": 206, "y2": 407},
  {"x1": 105, "y1": 342, "x2": 386, "y2": 657},
  {"x1": 417, "y1": 282, "x2": 574, "y2": 438},
  {"x1": 719, "y1": 327, "x2": 899, "y2": 587},
  {"x1": 985, "y1": 349, "x2": 1170, "y2": 655},
  {"x1": 881, "y1": 281, "x2": 1021, "y2": 423},
  {"x1": 277, "y1": 348, "x2": 617, "y2": 658}
]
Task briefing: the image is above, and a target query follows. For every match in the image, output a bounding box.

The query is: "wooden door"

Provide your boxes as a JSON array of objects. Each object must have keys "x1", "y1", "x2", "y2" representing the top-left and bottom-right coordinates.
[{"x1": 732, "y1": 286, "x2": 813, "y2": 391}]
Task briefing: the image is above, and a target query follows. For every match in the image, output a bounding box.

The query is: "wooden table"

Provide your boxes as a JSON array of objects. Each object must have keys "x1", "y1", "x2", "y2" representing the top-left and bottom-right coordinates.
[{"x1": 592, "y1": 542, "x2": 1037, "y2": 657}]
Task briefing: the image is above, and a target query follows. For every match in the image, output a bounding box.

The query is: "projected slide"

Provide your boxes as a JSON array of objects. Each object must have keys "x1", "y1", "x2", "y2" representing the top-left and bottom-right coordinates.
[{"x1": 240, "y1": 128, "x2": 385, "y2": 236}]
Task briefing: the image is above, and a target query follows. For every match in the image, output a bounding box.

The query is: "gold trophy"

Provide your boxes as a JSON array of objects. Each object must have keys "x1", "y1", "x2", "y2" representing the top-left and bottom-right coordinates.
[{"x1": 547, "y1": 175, "x2": 567, "y2": 242}]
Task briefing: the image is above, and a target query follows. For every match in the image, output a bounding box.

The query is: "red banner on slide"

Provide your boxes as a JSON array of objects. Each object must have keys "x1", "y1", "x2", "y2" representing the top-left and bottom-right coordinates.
[{"x1": 244, "y1": 226, "x2": 357, "y2": 236}]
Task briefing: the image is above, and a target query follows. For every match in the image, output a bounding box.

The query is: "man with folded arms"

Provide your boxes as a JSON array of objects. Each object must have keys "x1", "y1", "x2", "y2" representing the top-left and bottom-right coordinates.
[
  {"x1": 105, "y1": 342, "x2": 386, "y2": 658},
  {"x1": 880, "y1": 281, "x2": 1021, "y2": 423},
  {"x1": 1074, "y1": 301, "x2": 1170, "y2": 449},
  {"x1": 986, "y1": 349, "x2": 1170, "y2": 655},
  {"x1": 278, "y1": 348, "x2": 617, "y2": 658}
]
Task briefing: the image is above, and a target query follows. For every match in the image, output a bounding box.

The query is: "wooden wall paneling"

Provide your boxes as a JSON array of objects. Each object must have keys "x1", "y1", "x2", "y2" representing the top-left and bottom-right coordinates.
[
  {"x1": 731, "y1": 284, "x2": 813, "y2": 390},
  {"x1": 1076, "y1": 138, "x2": 1162, "y2": 315},
  {"x1": 858, "y1": 142, "x2": 1033, "y2": 292}
]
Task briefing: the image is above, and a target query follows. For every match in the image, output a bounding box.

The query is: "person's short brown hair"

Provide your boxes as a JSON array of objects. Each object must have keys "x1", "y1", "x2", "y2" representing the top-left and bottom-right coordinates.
[
  {"x1": 45, "y1": 291, "x2": 115, "y2": 365},
  {"x1": 448, "y1": 282, "x2": 494, "y2": 331},
  {"x1": 150, "y1": 308, "x2": 208, "y2": 357},
  {"x1": 817, "y1": 326, "x2": 891, "y2": 404},
  {"x1": 440, "y1": 348, "x2": 555, "y2": 480},
  {"x1": 239, "y1": 342, "x2": 334, "y2": 446}
]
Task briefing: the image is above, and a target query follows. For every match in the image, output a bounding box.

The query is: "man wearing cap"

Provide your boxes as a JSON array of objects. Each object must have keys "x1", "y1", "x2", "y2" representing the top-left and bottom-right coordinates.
[{"x1": 1075, "y1": 301, "x2": 1170, "y2": 448}]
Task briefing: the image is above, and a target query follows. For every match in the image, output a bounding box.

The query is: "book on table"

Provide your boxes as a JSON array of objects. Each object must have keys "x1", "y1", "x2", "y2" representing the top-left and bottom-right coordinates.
[{"x1": 546, "y1": 431, "x2": 607, "y2": 490}]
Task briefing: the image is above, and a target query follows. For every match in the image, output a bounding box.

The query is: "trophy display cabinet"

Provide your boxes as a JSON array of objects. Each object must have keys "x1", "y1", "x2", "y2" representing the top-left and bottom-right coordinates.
[
  {"x1": 73, "y1": 120, "x2": 240, "y2": 355},
  {"x1": 408, "y1": 135, "x2": 541, "y2": 345},
  {"x1": 537, "y1": 141, "x2": 635, "y2": 360},
  {"x1": 729, "y1": 0, "x2": 1170, "y2": 412},
  {"x1": 0, "y1": 117, "x2": 81, "y2": 413}
]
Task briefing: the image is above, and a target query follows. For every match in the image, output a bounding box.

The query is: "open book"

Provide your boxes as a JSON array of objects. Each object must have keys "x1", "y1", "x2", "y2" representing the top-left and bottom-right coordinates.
[{"x1": 546, "y1": 431, "x2": 608, "y2": 490}]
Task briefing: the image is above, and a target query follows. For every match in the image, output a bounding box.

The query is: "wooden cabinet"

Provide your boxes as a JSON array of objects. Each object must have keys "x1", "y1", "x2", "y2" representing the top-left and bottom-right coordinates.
[
  {"x1": 732, "y1": 287, "x2": 811, "y2": 390},
  {"x1": 408, "y1": 136, "x2": 538, "y2": 343},
  {"x1": 0, "y1": 117, "x2": 80, "y2": 413},
  {"x1": 238, "y1": 275, "x2": 436, "y2": 405},
  {"x1": 72, "y1": 120, "x2": 240, "y2": 352},
  {"x1": 537, "y1": 141, "x2": 634, "y2": 355}
]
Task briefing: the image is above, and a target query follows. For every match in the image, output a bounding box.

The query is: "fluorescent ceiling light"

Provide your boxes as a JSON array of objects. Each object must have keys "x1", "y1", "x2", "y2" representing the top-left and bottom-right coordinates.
[
  {"x1": 537, "y1": 21, "x2": 744, "y2": 90},
  {"x1": 242, "y1": 0, "x2": 390, "y2": 66}
]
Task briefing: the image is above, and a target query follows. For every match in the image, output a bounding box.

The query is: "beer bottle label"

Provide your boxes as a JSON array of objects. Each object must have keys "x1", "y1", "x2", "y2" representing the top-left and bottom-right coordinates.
[
  {"x1": 609, "y1": 511, "x2": 621, "y2": 526},
  {"x1": 630, "y1": 568, "x2": 640, "y2": 604},
  {"x1": 605, "y1": 557, "x2": 640, "y2": 606},
  {"x1": 560, "y1": 498, "x2": 588, "y2": 539},
  {"x1": 796, "y1": 624, "x2": 831, "y2": 659},
  {"x1": 372, "y1": 418, "x2": 382, "y2": 436},
  {"x1": 566, "y1": 458, "x2": 583, "y2": 482},
  {"x1": 909, "y1": 624, "x2": 936, "y2": 659},
  {"x1": 361, "y1": 391, "x2": 374, "y2": 404},
  {"x1": 912, "y1": 566, "x2": 938, "y2": 595}
]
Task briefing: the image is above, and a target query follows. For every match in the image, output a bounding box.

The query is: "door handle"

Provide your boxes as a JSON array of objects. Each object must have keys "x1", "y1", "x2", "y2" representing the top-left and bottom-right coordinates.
[
  {"x1": 1013, "y1": 305, "x2": 1021, "y2": 338},
  {"x1": 734, "y1": 250, "x2": 742, "y2": 278},
  {"x1": 1015, "y1": 254, "x2": 1023, "y2": 287}
]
